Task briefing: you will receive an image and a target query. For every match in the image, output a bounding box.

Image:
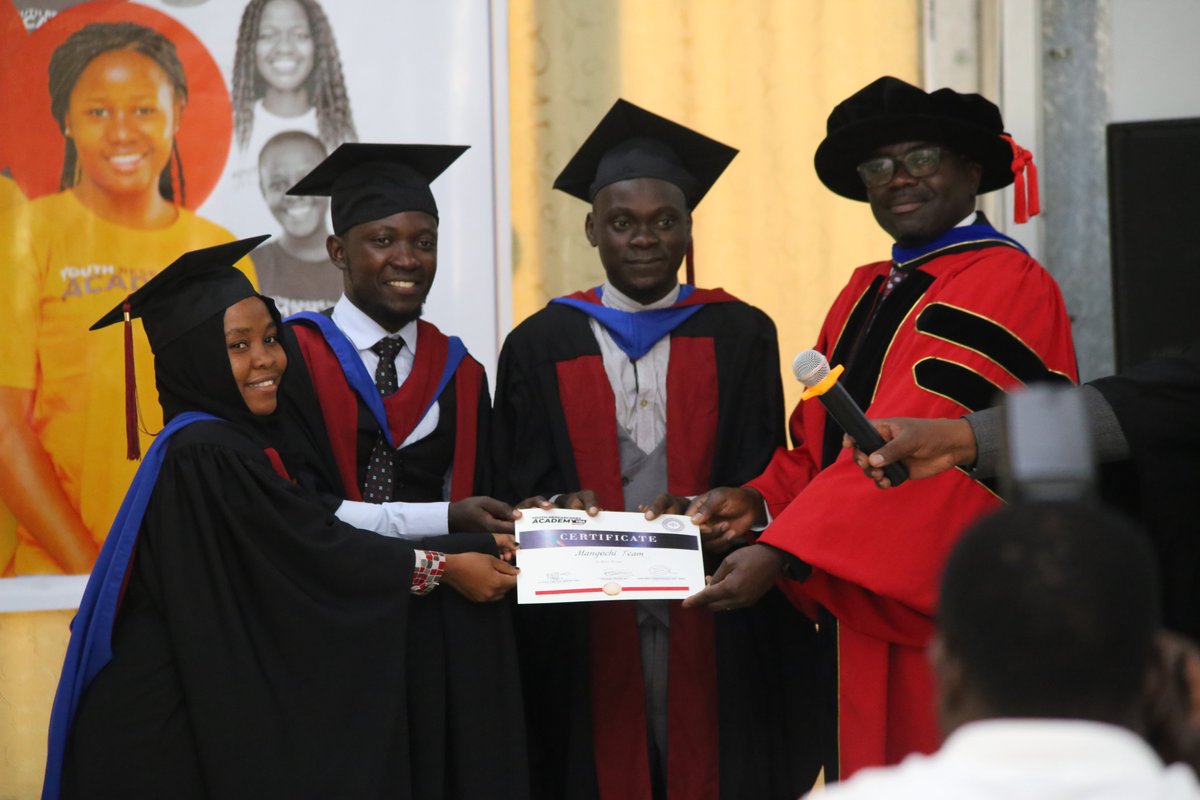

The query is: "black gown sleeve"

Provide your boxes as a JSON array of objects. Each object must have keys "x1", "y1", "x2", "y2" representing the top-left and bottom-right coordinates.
[
  {"x1": 1090, "y1": 344, "x2": 1200, "y2": 457},
  {"x1": 471, "y1": 366, "x2": 494, "y2": 496},
  {"x1": 66, "y1": 424, "x2": 418, "y2": 800},
  {"x1": 1091, "y1": 344, "x2": 1200, "y2": 640},
  {"x1": 706, "y1": 305, "x2": 823, "y2": 798},
  {"x1": 491, "y1": 321, "x2": 578, "y2": 504},
  {"x1": 711, "y1": 306, "x2": 787, "y2": 487}
]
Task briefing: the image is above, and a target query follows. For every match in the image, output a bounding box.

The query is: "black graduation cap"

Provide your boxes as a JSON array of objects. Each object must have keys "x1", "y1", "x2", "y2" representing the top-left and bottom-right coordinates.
[
  {"x1": 91, "y1": 235, "x2": 268, "y2": 349},
  {"x1": 90, "y1": 235, "x2": 269, "y2": 459},
  {"x1": 553, "y1": 99, "x2": 738, "y2": 210},
  {"x1": 286, "y1": 143, "x2": 469, "y2": 235}
]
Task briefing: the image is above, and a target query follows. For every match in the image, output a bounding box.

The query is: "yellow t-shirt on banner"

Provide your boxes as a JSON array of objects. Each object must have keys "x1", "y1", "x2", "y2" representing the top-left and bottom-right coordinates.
[
  {"x1": 0, "y1": 190, "x2": 257, "y2": 575},
  {"x1": 0, "y1": 177, "x2": 26, "y2": 574},
  {"x1": 0, "y1": 174, "x2": 26, "y2": 214}
]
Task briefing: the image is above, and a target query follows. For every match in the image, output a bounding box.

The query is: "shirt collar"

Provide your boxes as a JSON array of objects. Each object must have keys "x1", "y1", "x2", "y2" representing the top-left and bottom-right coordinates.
[
  {"x1": 330, "y1": 294, "x2": 419, "y2": 354},
  {"x1": 939, "y1": 718, "x2": 1166, "y2": 771},
  {"x1": 600, "y1": 281, "x2": 682, "y2": 312},
  {"x1": 891, "y1": 210, "x2": 1024, "y2": 269}
]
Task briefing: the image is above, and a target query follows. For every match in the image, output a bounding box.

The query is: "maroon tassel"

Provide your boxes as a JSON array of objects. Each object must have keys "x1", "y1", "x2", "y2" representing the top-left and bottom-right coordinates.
[
  {"x1": 1001, "y1": 134, "x2": 1040, "y2": 224},
  {"x1": 685, "y1": 239, "x2": 695, "y2": 286},
  {"x1": 122, "y1": 301, "x2": 140, "y2": 460}
]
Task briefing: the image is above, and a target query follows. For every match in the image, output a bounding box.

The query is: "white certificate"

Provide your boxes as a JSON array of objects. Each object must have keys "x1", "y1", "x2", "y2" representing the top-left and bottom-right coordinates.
[{"x1": 515, "y1": 509, "x2": 705, "y2": 604}]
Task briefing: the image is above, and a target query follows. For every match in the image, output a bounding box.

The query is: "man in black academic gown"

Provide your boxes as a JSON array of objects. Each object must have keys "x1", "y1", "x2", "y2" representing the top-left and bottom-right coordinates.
[
  {"x1": 282, "y1": 144, "x2": 530, "y2": 800},
  {"x1": 491, "y1": 100, "x2": 821, "y2": 800}
]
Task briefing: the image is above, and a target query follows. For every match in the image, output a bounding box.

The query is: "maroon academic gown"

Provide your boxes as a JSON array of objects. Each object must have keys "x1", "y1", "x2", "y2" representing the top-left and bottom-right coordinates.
[
  {"x1": 493, "y1": 287, "x2": 821, "y2": 800},
  {"x1": 289, "y1": 313, "x2": 530, "y2": 800},
  {"x1": 290, "y1": 316, "x2": 486, "y2": 502}
]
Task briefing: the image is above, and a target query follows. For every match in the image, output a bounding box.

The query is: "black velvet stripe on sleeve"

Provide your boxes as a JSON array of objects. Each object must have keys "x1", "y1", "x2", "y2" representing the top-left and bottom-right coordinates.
[
  {"x1": 916, "y1": 303, "x2": 1073, "y2": 385},
  {"x1": 912, "y1": 358, "x2": 1004, "y2": 413}
]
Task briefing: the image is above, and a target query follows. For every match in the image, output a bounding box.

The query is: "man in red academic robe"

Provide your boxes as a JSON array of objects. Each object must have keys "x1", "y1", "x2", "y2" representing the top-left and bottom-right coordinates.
[
  {"x1": 682, "y1": 77, "x2": 1078, "y2": 781},
  {"x1": 492, "y1": 100, "x2": 821, "y2": 800}
]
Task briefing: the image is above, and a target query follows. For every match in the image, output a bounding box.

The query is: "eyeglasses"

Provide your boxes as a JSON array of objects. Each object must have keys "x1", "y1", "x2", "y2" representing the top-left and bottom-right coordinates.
[{"x1": 856, "y1": 146, "x2": 943, "y2": 188}]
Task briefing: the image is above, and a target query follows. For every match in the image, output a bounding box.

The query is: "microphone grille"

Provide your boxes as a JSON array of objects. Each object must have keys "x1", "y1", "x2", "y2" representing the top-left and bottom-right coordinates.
[{"x1": 791, "y1": 350, "x2": 830, "y2": 387}]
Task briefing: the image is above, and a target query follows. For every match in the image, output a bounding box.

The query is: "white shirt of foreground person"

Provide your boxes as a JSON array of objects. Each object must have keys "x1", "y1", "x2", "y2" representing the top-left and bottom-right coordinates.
[
  {"x1": 325, "y1": 294, "x2": 450, "y2": 538},
  {"x1": 809, "y1": 719, "x2": 1200, "y2": 800}
]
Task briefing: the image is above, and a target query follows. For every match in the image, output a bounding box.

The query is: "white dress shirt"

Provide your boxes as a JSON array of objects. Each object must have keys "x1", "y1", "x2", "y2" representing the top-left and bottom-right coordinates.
[
  {"x1": 811, "y1": 719, "x2": 1200, "y2": 800},
  {"x1": 328, "y1": 295, "x2": 450, "y2": 538},
  {"x1": 590, "y1": 281, "x2": 680, "y2": 455}
]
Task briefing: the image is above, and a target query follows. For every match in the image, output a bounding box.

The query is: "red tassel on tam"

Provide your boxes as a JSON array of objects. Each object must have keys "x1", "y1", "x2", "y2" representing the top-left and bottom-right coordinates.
[
  {"x1": 1001, "y1": 134, "x2": 1040, "y2": 224},
  {"x1": 685, "y1": 238, "x2": 695, "y2": 286},
  {"x1": 122, "y1": 301, "x2": 140, "y2": 460}
]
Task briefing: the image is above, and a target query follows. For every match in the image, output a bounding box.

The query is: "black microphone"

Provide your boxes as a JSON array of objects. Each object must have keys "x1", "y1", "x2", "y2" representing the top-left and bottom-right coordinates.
[{"x1": 791, "y1": 350, "x2": 908, "y2": 487}]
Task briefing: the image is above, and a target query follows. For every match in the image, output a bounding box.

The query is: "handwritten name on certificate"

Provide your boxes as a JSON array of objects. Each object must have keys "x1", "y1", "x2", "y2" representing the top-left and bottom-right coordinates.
[{"x1": 515, "y1": 509, "x2": 706, "y2": 604}]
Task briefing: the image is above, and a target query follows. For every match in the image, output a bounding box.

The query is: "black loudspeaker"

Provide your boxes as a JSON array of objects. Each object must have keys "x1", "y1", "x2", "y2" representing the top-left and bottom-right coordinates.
[{"x1": 1107, "y1": 117, "x2": 1200, "y2": 371}]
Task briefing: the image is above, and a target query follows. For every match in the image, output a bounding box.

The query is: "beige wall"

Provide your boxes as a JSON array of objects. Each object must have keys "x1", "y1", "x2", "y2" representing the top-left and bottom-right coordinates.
[
  {"x1": 0, "y1": 610, "x2": 72, "y2": 799},
  {"x1": 0, "y1": 3, "x2": 920, "y2": 796},
  {"x1": 510, "y1": 0, "x2": 921, "y2": 412}
]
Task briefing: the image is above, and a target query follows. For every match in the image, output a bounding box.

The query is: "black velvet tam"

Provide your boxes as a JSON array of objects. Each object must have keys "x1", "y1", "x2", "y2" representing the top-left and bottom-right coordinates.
[{"x1": 814, "y1": 76, "x2": 1015, "y2": 201}]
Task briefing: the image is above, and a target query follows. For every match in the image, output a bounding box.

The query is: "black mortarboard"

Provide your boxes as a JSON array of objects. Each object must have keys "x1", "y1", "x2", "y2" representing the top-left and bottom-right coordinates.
[
  {"x1": 286, "y1": 143, "x2": 469, "y2": 235},
  {"x1": 91, "y1": 235, "x2": 268, "y2": 349},
  {"x1": 815, "y1": 76, "x2": 1019, "y2": 202},
  {"x1": 553, "y1": 99, "x2": 738, "y2": 210},
  {"x1": 90, "y1": 235, "x2": 268, "y2": 458}
]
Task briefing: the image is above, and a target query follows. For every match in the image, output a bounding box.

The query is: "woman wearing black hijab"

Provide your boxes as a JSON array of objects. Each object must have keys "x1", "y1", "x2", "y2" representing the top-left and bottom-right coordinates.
[{"x1": 43, "y1": 236, "x2": 523, "y2": 800}]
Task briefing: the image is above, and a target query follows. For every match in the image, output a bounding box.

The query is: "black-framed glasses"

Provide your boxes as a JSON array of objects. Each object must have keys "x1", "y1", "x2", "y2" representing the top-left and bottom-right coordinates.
[{"x1": 856, "y1": 146, "x2": 943, "y2": 188}]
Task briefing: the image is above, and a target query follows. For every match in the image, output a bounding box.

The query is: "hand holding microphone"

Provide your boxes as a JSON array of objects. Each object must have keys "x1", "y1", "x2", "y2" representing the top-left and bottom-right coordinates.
[{"x1": 792, "y1": 350, "x2": 909, "y2": 488}]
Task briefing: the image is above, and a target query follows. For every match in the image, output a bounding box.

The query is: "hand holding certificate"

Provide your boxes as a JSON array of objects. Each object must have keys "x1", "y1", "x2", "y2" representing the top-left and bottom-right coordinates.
[{"x1": 515, "y1": 509, "x2": 706, "y2": 604}]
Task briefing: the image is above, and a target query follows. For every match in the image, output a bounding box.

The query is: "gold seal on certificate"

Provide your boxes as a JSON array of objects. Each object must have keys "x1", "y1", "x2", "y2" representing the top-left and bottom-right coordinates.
[{"x1": 515, "y1": 509, "x2": 706, "y2": 604}]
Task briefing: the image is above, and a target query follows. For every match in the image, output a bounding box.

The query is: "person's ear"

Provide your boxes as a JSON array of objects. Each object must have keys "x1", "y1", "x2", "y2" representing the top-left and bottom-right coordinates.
[
  {"x1": 172, "y1": 98, "x2": 186, "y2": 137},
  {"x1": 966, "y1": 159, "x2": 983, "y2": 195},
  {"x1": 929, "y1": 635, "x2": 967, "y2": 734},
  {"x1": 584, "y1": 212, "x2": 597, "y2": 247},
  {"x1": 327, "y1": 234, "x2": 348, "y2": 271},
  {"x1": 929, "y1": 636, "x2": 953, "y2": 683}
]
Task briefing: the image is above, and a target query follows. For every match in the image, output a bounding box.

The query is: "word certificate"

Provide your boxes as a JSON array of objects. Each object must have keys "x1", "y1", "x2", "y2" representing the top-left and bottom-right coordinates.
[{"x1": 515, "y1": 509, "x2": 706, "y2": 604}]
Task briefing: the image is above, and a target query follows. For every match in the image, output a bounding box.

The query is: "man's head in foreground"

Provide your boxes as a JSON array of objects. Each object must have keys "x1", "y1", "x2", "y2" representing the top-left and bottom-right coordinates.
[{"x1": 935, "y1": 501, "x2": 1160, "y2": 736}]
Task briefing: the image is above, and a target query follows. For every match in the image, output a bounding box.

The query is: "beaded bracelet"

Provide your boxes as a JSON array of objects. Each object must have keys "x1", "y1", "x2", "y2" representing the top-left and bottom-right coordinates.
[{"x1": 411, "y1": 549, "x2": 447, "y2": 595}]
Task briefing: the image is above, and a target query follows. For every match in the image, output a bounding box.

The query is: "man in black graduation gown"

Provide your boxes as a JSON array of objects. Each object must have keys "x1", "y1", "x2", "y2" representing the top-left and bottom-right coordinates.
[
  {"x1": 283, "y1": 144, "x2": 509, "y2": 531},
  {"x1": 492, "y1": 100, "x2": 821, "y2": 800},
  {"x1": 281, "y1": 145, "x2": 530, "y2": 800}
]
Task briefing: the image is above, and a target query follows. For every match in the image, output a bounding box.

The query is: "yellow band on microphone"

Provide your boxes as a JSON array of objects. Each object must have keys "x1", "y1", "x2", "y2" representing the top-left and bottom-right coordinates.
[{"x1": 800, "y1": 363, "x2": 844, "y2": 401}]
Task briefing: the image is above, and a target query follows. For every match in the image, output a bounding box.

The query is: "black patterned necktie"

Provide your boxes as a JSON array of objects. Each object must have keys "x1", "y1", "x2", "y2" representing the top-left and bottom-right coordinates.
[{"x1": 361, "y1": 336, "x2": 404, "y2": 502}]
